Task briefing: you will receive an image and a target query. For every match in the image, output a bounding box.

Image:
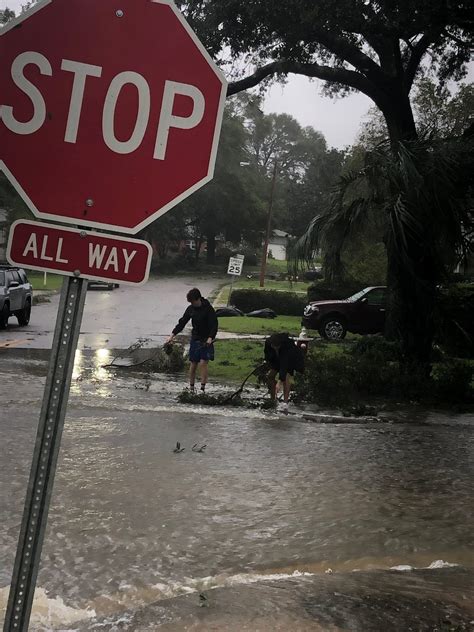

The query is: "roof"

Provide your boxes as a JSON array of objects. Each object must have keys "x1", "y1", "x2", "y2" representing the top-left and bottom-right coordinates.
[{"x1": 272, "y1": 229, "x2": 292, "y2": 238}]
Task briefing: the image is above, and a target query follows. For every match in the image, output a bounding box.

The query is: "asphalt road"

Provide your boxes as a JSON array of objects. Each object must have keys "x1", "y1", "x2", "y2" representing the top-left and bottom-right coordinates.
[{"x1": 0, "y1": 276, "x2": 223, "y2": 350}]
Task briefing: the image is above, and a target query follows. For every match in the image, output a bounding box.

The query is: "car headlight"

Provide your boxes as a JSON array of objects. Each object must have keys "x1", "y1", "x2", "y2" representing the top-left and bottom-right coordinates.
[{"x1": 304, "y1": 304, "x2": 319, "y2": 316}]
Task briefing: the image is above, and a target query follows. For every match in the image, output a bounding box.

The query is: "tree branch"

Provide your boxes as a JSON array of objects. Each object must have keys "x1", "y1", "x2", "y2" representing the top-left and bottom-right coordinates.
[
  {"x1": 444, "y1": 29, "x2": 474, "y2": 50},
  {"x1": 311, "y1": 28, "x2": 383, "y2": 82},
  {"x1": 227, "y1": 60, "x2": 387, "y2": 110},
  {"x1": 404, "y1": 33, "x2": 436, "y2": 91}
]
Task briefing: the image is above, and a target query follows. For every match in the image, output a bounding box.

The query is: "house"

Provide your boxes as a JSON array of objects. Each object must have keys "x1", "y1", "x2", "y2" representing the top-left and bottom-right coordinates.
[
  {"x1": 0, "y1": 209, "x2": 8, "y2": 262},
  {"x1": 267, "y1": 229, "x2": 293, "y2": 260}
]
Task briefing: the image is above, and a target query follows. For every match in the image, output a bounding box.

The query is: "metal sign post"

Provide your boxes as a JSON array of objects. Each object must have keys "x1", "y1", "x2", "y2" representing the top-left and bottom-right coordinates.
[{"x1": 3, "y1": 276, "x2": 87, "y2": 632}]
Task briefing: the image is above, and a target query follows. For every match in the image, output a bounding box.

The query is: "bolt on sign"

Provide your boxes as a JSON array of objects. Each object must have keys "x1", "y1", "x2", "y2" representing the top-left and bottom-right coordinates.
[
  {"x1": 0, "y1": 0, "x2": 227, "y2": 234},
  {"x1": 0, "y1": 1, "x2": 226, "y2": 630}
]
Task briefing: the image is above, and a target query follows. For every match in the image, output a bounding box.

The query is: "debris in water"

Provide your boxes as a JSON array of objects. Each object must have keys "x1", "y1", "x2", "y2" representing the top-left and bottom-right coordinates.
[
  {"x1": 198, "y1": 592, "x2": 208, "y2": 607},
  {"x1": 177, "y1": 390, "x2": 245, "y2": 407},
  {"x1": 192, "y1": 444, "x2": 207, "y2": 453},
  {"x1": 173, "y1": 442, "x2": 185, "y2": 453}
]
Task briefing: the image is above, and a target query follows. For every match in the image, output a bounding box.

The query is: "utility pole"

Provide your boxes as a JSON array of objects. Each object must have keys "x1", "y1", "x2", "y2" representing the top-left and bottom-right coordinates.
[{"x1": 259, "y1": 160, "x2": 278, "y2": 288}]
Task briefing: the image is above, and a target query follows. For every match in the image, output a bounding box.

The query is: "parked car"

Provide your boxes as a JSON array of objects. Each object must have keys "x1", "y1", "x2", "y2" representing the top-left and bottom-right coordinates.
[
  {"x1": 302, "y1": 286, "x2": 387, "y2": 340},
  {"x1": 0, "y1": 264, "x2": 33, "y2": 329},
  {"x1": 87, "y1": 280, "x2": 119, "y2": 290}
]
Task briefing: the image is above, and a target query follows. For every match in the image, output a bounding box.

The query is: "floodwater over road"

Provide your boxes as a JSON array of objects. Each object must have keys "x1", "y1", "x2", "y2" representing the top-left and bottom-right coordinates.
[{"x1": 1, "y1": 350, "x2": 473, "y2": 630}]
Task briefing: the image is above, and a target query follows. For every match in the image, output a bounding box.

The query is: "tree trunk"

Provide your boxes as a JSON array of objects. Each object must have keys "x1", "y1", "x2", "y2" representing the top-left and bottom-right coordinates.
[
  {"x1": 384, "y1": 235, "x2": 437, "y2": 370},
  {"x1": 383, "y1": 101, "x2": 436, "y2": 371},
  {"x1": 206, "y1": 230, "x2": 216, "y2": 264}
]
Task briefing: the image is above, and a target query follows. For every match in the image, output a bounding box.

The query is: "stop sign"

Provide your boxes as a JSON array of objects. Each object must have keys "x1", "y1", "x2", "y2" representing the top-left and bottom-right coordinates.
[{"x1": 0, "y1": 0, "x2": 227, "y2": 234}]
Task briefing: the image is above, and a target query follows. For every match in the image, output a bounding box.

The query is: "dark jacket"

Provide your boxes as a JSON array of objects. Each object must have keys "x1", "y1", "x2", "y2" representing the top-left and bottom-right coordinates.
[
  {"x1": 172, "y1": 298, "x2": 218, "y2": 342},
  {"x1": 264, "y1": 336, "x2": 305, "y2": 381}
]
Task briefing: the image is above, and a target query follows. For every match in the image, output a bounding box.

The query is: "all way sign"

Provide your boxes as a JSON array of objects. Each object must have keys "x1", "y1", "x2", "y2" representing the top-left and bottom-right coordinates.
[{"x1": 7, "y1": 220, "x2": 152, "y2": 285}]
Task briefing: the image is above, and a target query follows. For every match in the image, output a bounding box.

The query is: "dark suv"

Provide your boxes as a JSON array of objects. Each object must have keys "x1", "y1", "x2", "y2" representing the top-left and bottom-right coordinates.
[
  {"x1": 302, "y1": 286, "x2": 386, "y2": 340},
  {"x1": 0, "y1": 265, "x2": 33, "y2": 329}
]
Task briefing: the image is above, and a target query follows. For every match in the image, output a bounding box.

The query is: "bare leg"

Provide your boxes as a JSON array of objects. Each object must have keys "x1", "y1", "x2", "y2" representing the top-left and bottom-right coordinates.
[
  {"x1": 282, "y1": 375, "x2": 291, "y2": 403},
  {"x1": 267, "y1": 369, "x2": 278, "y2": 400},
  {"x1": 189, "y1": 362, "x2": 198, "y2": 390},
  {"x1": 199, "y1": 360, "x2": 209, "y2": 390}
]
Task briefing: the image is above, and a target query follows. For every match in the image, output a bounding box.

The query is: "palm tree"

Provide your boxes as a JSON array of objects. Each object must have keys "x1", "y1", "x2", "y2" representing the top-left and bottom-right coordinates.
[{"x1": 295, "y1": 133, "x2": 474, "y2": 368}]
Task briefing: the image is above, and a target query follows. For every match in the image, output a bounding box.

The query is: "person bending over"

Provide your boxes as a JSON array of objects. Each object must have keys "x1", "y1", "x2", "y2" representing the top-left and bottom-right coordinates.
[{"x1": 264, "y1": 332, "x2": 305, "y2": 412}]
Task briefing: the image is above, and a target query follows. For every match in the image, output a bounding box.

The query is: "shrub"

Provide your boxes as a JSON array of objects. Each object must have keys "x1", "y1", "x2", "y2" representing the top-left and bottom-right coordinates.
[
  {"x1": 295, "y1": 352, "x2": 358, "y2": 405},
  {"x1": 350, "y1": 336, "x2": 401, "y2": 362},
  {"x1": 295, "y1": 341, "x2": 472, "y2": 406},
  {"x1": 230, "y1": 289, "x2": 306, "y2": 316},
  {"x1": 436, "y1": 283, "x2": 474, "y2": 358},
  {"x1": 431, "y1": 360, "x2": 473, "y2": 402}
]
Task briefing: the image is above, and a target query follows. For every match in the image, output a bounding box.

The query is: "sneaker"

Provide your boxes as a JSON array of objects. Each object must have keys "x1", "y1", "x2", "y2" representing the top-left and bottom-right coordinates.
[
  {"x1": 200, "y1": 384, "x2": 206, "y2": 393},
  {"x1": 189, "y1": 384, "x2": 195, "y2": 394}
]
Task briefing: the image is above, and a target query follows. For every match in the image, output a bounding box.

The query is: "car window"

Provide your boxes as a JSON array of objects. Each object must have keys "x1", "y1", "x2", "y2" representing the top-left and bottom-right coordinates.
[
  {"x1": 366, "y1": 289, "x2": 386, "y2": 305},
  {"x1": 0, "y1": 271, "x2": 4, "y2": 286},
  {"x1": 5, "y1": 271, "x2": 14, "y2": 286},
  {"x1": 18, "y1": 269, "x2": 28, "y2": 284},
  {"x1": 347, "y1": 289, "x2": 368, "y2": 302},
  {"x1": 10, "y1": 270, "x2": 21, "y2": 284}
]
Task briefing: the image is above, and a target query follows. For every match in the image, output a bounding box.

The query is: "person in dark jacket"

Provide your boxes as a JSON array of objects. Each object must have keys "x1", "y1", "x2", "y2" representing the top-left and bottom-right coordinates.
[
  {"x1": 264, "y1": 332, "x2": 305, "y2": 412},
  {"x1": 168, "y1": 288, "x2": 218, "y2": 393}
]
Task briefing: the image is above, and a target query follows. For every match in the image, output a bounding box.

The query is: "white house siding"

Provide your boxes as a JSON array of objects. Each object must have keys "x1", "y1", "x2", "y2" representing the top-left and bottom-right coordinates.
[{"x1": 268, "y1": 243, "x2": 287, "y2": 260}]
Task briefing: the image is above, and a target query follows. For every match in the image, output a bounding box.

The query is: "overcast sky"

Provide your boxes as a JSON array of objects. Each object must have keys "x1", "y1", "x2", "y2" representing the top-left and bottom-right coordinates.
[{"x1": 1, "y1": 0, "x2": 470, "y2": 150}]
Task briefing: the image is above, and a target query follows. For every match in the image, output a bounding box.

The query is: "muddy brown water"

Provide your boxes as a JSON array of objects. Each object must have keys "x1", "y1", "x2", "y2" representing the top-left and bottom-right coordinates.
[{"x1": 1, "y1": 351, "x2": 473, "y2": 630}]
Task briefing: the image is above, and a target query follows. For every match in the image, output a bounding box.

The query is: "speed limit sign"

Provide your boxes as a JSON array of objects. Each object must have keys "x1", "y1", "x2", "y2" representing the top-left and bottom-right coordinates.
[{"x1": 227, "y1": 255, "x2": 244, "y2": 276}]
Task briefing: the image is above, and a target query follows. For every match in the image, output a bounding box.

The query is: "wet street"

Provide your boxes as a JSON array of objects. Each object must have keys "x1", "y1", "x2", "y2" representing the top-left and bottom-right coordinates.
[
  {"x1": 1, "y1": 345, "x2": 473, "y2": 630},
  {"x1": 0, "y1": 276, "x2": 222, "y2": 350}
]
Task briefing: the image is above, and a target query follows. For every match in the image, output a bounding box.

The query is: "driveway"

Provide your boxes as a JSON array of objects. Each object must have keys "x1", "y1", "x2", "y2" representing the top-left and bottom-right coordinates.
[{"x1": 0, "y1": 276, "x2": 223, "y2": 350}]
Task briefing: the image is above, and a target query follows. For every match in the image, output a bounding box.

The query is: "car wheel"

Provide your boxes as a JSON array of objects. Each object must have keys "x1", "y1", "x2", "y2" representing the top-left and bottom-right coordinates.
[
  {"x1": 319, "y1": 316, "x2": 347, "y2": 340},
  {"x1": 0, "y1": 303, "x2": 10, "y2": 329},
  {"x1": 17, "y1": 299, "x2": 31, "y2": 326}
]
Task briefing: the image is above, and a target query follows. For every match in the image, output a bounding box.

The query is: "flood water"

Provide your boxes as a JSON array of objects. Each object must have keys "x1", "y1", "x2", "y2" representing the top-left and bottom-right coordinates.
[{"x1": 1, "y1": 350, "x2": 473, "y2": 630}]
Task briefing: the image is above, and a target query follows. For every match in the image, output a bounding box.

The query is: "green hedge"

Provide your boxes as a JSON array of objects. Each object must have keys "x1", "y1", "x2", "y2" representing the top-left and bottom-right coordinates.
[
  {"x1": 295, "y1": 338, "x2": 473, "y2": 406},
  {"x1": 230, "y1": 289, "x2": 307, "y2": 316}
]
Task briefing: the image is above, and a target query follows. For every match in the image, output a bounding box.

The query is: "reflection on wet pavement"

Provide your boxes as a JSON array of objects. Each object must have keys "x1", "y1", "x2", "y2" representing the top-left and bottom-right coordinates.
[{"x1": 1, "y1": 351, "x2": 473, "y2": 630}]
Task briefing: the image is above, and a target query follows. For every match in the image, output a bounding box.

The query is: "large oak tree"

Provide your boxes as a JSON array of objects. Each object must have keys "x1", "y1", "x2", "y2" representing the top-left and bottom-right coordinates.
[{"x1": 179, "y1": 0, "x2": 473, "y2": 365}]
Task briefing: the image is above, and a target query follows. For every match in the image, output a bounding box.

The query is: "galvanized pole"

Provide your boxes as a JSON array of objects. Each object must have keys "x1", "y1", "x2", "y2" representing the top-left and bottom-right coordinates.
[
  {"x1": 3, "y1": 276, "x2": 87, "y2": 632},
  {"x1": 227, "y1": 275, "x2": 235, "y2": 306}
]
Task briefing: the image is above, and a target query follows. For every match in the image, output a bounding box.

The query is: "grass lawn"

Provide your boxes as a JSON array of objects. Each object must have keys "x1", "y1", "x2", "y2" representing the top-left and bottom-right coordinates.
[
  {"x1": 27, "y1": 271, "x2": 64, "y2": 291},
  {"x1": 212, "y1": 338, "x2": 351, "y2": 383},
  {"x1": 218, "y1": 315, "x2": 302, "y2": 336},
  {"x1": 234, "y1": 277, "x2": 309, "y2": 294},
  {"x1": 212, "y1": 339, "x2": 263, "y2": 383}
]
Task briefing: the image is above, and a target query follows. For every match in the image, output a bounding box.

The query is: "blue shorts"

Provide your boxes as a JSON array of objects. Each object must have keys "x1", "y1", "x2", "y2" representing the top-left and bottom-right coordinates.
[{"x1": 189, "y1": 339, "x2": 215, "y2": 363}]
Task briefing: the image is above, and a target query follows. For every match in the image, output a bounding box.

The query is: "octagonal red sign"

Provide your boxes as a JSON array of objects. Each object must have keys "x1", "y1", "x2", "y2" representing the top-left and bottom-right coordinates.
[{"x1": 0, "y1": 0, "x2": 227, "y2": 234}]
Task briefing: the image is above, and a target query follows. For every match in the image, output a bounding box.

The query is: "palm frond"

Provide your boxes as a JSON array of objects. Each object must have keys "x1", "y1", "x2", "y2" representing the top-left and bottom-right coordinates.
[{"x1": 292, "y1": 133, "x2": 474, "y2": 285}]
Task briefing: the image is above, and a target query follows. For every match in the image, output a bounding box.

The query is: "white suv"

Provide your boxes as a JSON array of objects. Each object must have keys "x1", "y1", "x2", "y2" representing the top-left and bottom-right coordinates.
[{"x1": 0, "y1": 265, "x2": 33, "y2": 329}]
